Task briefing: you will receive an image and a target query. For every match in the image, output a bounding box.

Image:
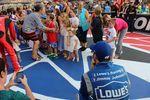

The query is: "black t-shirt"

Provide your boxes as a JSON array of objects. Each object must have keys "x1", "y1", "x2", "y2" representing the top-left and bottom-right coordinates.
[{"x1": 91, "y1": 16, "x2": 103, "y2": 35}]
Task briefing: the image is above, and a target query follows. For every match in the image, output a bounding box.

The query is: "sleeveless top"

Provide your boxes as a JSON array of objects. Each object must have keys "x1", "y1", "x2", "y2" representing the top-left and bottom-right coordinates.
[{"x1": 79, "y1": 8, "x2": 90, "y2": 32}]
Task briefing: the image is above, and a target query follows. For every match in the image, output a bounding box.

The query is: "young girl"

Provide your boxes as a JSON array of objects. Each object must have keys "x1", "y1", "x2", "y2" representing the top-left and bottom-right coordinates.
[
  {"x1": 104, "y1": 19, "x2": 117, "y2": 60},
  {"x1": 59, "y1": 13, "x2": 70, "y2": 58},
  {"x1": 66, "y1": 28, "x2": 80, "y2": 62},
  {"x1": 103, "y1": 14, "x2": 128, "y2": 59},
  {"x1": 91, "y1": 6, "x2": 103, "y2": 43},
  {"x1": 46, "y1": 13, "x2": 58, "y2": 58}
]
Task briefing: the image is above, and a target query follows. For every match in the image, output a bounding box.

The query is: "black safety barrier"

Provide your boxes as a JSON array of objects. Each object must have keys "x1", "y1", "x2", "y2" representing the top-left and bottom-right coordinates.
[
  {"x1": 133, "y1": 14, "x2": 150, "y2": 33},
  {"x1": 90, "y1": 11, "x2": 150, "y2": 33}
]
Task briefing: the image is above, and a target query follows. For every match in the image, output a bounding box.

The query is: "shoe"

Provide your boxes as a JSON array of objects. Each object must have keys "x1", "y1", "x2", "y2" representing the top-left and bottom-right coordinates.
[
  {"x1": 72, "y1": 57, "x2": 75, "y2": 61},
  {"x1": 32, "y1": 56, "x2": 42, "y2": 61},
  {"x1": 48, "y1": 54, "x2": 58, "y2": 59},
  {"x1": 76, "y1": 57, "x2": 79, "y2": 62},
  {"x1": 14, "y1": 67, "x2": 23, "y2": 73},
  {"x1": 53, "y1": 54, "x2": 58, "y2": 59},
  {"x1": 64, "y1": 55, "x2": 67, "y2": 58},
  {"x1": 114, "y1": 55, "x2": 121, "y2": 59},
  {"x1": 47, "y1": 53, "x2": 54, "y2": 56}
]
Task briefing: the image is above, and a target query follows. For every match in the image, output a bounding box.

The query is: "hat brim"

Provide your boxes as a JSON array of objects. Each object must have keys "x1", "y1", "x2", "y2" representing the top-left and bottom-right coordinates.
[{"x1": 90, "y1": 44, "x2": 96, "y2": 52}]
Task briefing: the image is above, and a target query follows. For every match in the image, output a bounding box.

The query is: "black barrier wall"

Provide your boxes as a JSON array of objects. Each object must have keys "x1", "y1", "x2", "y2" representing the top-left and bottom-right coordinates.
[
  {"x1": 86, "y1": 11, "x2": 149, "y2": 33},
  {"x1": 134, "y1": 14, "x2": 150, "y2": 33}
]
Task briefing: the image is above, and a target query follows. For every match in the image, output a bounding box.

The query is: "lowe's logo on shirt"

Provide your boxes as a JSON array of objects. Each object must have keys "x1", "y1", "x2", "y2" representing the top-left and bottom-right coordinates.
[{"x1": 95, "y1": 81, "x2": 129, "y2": 100}]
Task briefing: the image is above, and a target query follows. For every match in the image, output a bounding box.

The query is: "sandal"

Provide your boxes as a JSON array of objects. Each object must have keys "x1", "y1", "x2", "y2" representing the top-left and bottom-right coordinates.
[
  {"x1": 14, "y1": 67, "x2": 23, "y2": 73},
  {"x1": 32, "y1": 56, "x2": 42, "y2": 61}
]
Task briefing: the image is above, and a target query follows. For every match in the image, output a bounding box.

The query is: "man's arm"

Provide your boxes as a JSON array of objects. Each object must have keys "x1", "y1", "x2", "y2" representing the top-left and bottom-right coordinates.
[
  {"x1": 33, "y1": 15, "x2": 55, "y2": 32},
  {"x1": 20, "y1": 75, "x2": 35, "y2": 100},
  {"x1": 23, "y1": 83, "x2": 35, "y2": 100}
]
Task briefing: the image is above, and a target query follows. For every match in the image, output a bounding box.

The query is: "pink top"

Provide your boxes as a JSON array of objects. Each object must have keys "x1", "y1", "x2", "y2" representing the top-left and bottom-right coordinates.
[{"x1": 114, "y1": 18, "x2": 128, "y2": 31}]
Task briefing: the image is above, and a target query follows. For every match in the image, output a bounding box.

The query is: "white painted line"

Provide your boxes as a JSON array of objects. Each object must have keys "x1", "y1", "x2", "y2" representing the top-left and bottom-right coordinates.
[
  {"x1": 133, "y1": 32, "x2": 150, "y2": 36},
  {"x1": 113, "y1": 59, "x2": 150, "y2": 83},
  {"x1": 44, "y1": 58, "x2": 81, "y2": 90},
  {"x1": 124, "y1": 37, "x2": 150, "y2": 43},
  {"x1": 10, "y1": 86, "x2": 66, "y2": 100},
  {"x1": 124, "y1": 37, "x2": 150, "y2": 39},
  {"x1": 20, "y1": 49, "x2": 32, "y2": 53},
  {"x1": 123, "y1": 43, "x2": 150, "y2": 54},
  {"x1": 136, "y1": 97, "x2": 150, "y2": 100},
  {"x1": 126, "y1": 43, "x2": 150, "y2": 47},
  {"x1": 82, "y1": 48, "x2": 92, "y2": 73}
]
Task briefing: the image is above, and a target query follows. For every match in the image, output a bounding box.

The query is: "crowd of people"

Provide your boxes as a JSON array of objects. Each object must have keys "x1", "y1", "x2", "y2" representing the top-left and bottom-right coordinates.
[
  {"x1": 0, "y1": 0, "x2": 132, "y2": 100},
  {"x1": 0, "y1": 0, "x2": 131, "y2": 61}
]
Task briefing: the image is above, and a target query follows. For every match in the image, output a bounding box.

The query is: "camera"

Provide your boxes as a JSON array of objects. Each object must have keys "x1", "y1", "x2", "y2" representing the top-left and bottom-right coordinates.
[{"x1": 15, "y1": 71, "x2": 24, "y2": 83}]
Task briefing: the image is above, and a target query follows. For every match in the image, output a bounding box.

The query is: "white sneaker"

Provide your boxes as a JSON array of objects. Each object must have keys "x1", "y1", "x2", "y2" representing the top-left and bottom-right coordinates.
[
  {"x1": 76, "y1": 57, "x2": 79, "y2": 62},
  {"x1": 72, "y1": 57, "x2": 76, "y2": 61}
]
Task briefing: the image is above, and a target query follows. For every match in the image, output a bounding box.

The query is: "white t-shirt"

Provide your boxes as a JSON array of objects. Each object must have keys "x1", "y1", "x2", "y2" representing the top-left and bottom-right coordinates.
[
  {"x1": 60, "y1": 24, "x2": 68, "y2": 36},
  {"x1": 67, "y1": 35, "x2": 80, "y2": 52},
  {"x1": 107, "y1": 27, "x2": 117, "y2": 49},
  {"x1": 60, "y1": 24, "x2": 68, "y2": 50}
]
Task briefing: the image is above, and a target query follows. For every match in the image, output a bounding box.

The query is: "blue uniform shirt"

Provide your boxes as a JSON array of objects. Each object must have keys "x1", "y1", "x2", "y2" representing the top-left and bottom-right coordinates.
[
  {"x1": 79, "y1": 62, "x2": 130, "y2": 100},
  {"x1": 104, "y1": 5, "x2": 111, "y2": 13}
]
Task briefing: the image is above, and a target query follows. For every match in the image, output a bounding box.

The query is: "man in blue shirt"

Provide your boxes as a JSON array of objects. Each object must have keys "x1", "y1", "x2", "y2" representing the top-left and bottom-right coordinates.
[
  {"x1": 78, "y1": 41, "x2": 130, "y2": 100},
  {"x1": 104, "y1": 3, "x2": 111, "y2": 13}
]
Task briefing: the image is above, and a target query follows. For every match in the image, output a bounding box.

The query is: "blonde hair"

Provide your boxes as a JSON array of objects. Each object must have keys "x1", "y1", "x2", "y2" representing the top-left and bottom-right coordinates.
[
  {"x1": 78, "y1": 1, "x2": 84, "y2": 10},
  {"x1": 103, "y1": 14, "x2": 112, "y2": 27},
  {"x1": 61, "y1": 13, "x2": 69, "y2": 21},
  {"x1": 110, "y1": 18, "x2": 116, "y2": 26},
  {"x1": 67, "y1": 27, "x2": 76, "y2": 34},
  {"x1": 95, "y1": 6, "x2": 102, "y2": 16},
  {"x1": 63, "y1": 19, "x2": 71, "y2": 28}
]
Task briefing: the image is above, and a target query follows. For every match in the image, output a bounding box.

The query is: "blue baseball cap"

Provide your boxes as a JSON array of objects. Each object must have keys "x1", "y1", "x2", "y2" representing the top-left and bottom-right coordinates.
[
  {"x1": 49, "y1": 6, "x2": 54, "y2": 12},
  {"x1": 41, "y1": 14, "x2": 47, "y2": 19},
  {"x1": 90, "y1": 41, "x2": 112, "y2": 60}
]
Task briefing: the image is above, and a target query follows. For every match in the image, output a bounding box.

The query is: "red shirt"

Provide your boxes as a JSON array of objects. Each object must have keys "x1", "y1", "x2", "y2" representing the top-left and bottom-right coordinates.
[
  {"x1": 46, "y1": 21, "x2": 57, "y2": 43},
  {"x1": 114, "y1": 18, "x2": 128, "y2": 31}
]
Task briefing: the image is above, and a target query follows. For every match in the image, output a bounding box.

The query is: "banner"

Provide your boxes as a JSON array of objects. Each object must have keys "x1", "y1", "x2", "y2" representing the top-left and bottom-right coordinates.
[{"x1": 134, "y1": 14, "x2": 150, "y2": 33}]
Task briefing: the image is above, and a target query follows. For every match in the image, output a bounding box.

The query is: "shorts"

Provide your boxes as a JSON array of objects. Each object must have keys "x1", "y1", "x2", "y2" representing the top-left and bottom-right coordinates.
[
  {"x1": 77, "y1": 27, "x2": 88, "y2": 43},
  {"x1": 92, "y1": 33, "x2": 103, "y2": 43},
  {"x1": 21, "y1": 31, "x2": 39, "y2": 41},
  {"x1": 49, "y1": 42, "x2": 57, "y2": 48}
]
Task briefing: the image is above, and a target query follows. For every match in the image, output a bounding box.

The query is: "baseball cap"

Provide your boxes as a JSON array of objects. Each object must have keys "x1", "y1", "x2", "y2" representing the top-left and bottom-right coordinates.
[
  {"x1": 90, "y1": 41, "x2": 112, "y2": 60},
  {"x1": 55, "y1": 5, "x2": 60, "y2": 10},
  {"x1": 49, "y1": 6, "x2": 54, "y2": 12},
  {"x1": 41, "y1": 14, "x2": 47, "y2": 19}
]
